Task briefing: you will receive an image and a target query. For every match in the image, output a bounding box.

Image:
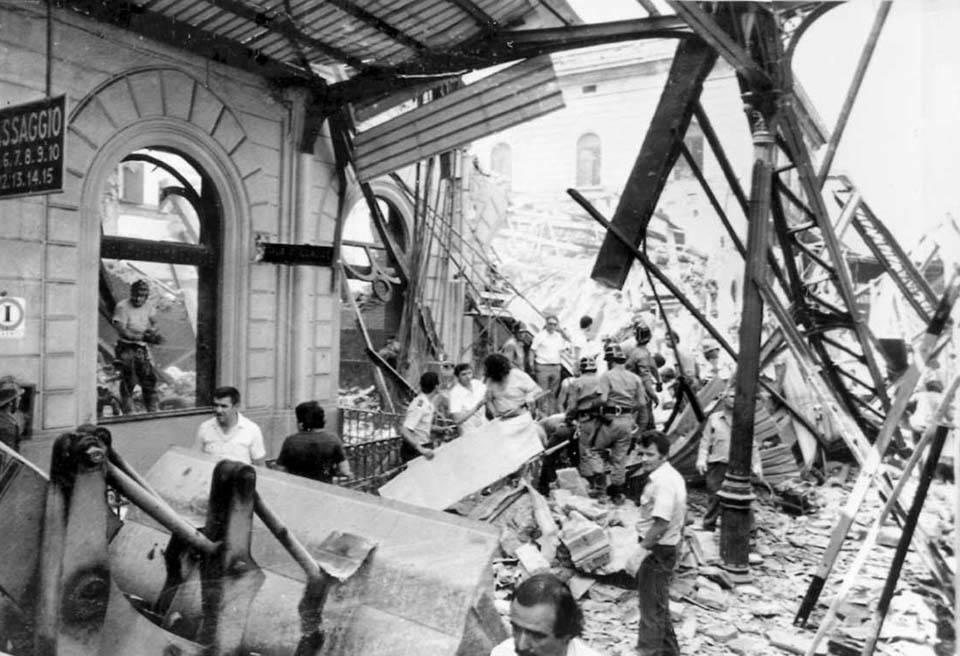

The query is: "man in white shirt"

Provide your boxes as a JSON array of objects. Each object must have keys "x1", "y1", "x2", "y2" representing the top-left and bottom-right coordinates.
[
  {"x1": 531, "y1": 315, "x2": 569, "y2": 415},
  {"x1": 194, "y1": 386, "x2": 266, "y2": 466},
  {"x1": 491, "y1": 572, "x2": 602, "y2": 656},
  {"x1": 400, "y1": 371, "x2": 440, "y2": 462},
  {"x1": 448, "y1": 363, "x2": 487, "y2": 434},
  {"x1": 570, "y1": 315, "x2": 605, "y2": 375},
  {"x1": 634, "y1": 430, "x2": 686, "y2": 656}
]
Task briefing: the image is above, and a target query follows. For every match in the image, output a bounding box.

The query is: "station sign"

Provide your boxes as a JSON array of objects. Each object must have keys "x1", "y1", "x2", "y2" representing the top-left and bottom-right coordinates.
[
  {"x1": 0, "y1": 95, "x2": 66, "y2": 199},
  {"x1": 0, "y1": 296, "x2": 25, "y2": 339}
]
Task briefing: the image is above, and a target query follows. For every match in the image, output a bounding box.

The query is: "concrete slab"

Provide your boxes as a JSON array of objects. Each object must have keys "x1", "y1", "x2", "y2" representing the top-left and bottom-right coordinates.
[{"x1": 379, "y1": 415, "x2": 543, "y2": 510}]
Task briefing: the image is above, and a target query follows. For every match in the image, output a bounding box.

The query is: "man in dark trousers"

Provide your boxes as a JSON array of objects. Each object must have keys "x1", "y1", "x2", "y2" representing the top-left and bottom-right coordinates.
[
  {"x1": 589, "y1": 344, "x2": 646, "y2": 504},
  {"x1": 564, "y1": 355, "x2": 603, "y2": 494},
  {"x1": 112, "y1": 278, "x2": 163, "y2": 413},
  {"x1": 275, "y1": 401, "x2": 352, "y2": 483},
  {"x1": 624, "y1": 319, "x2": 660, "y2": 430},
  {"x1": 634, "y1": 430, "x2": 686, "y2": 656}
]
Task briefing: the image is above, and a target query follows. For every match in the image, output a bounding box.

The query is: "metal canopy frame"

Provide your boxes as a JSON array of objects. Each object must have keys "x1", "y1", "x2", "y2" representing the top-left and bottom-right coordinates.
[{"x1": 584, "y1": 1, "x2": 945, "y2": 596}]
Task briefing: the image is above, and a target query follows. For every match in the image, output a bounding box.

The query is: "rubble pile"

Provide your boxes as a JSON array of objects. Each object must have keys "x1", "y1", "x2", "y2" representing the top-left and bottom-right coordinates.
[{"x1": 480, "y1": 463, "x2": 954, "y2": 656}]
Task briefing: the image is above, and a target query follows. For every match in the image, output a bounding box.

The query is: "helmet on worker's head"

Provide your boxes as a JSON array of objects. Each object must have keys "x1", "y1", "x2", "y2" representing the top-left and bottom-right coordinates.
[
  {"x1": 634, "y1": 321, "x2": 652, "y2": 345},
  {"x1": 702, "y1": 339, "x2": 720, "y2": 356},
  {"x1": 579, "y1": 356, "x2": 597, "y2": 373},
  {"x1": 604, "y1": 343, "x2": 626, "y2": 363}
]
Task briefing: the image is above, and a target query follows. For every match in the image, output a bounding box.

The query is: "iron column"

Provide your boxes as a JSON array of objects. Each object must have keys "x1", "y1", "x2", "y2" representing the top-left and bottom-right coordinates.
[{"x1": 719, "y1": 101, "x2": 776, "y2": 580}]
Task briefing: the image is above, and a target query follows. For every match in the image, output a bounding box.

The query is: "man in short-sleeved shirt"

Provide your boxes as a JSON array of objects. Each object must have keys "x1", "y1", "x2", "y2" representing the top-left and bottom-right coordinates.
[
  {"x1": 401, "y1": 371, "x2": 441, "y2": 462},
  {"x1": 112, "y1": 279, "x2": 161, "y2": 413},
  {"x1": 634, "y1": 431, "x2": 686, "y2": 656},
  {"x1": 194, "y1": 386, "x2": 266, "y2": 466},
  {"x1": 276, "y1": 401, "x2": 351, "y2": 483},
  {"x1": 530, "y1": 316, "x2": 569, "y2": 415}
]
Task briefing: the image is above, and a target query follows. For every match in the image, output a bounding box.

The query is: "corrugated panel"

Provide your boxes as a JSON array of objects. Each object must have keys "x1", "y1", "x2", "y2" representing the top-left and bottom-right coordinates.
[
  {"x1": 353, "y1": 56, "x2": 565, "y2": 181},
  {"x1": 131, "y1": 0, "x2": 545, "y2": 72}
]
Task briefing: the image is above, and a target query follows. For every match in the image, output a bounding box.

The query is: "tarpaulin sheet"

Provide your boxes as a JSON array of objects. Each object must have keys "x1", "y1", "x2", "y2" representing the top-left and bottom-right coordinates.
[{"x1": 379, "y1": 415, "x2": 544, "y2": 510}]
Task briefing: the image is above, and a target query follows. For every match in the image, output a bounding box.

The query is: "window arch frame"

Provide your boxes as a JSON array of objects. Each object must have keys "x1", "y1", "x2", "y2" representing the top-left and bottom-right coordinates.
[{"x1": 78, "y1": 119, "x2": 250, "y2": 422}]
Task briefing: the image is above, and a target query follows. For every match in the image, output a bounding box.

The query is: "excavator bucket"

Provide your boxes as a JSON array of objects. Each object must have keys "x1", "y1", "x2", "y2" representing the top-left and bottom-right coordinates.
[
  {"x1": 0, "y1": 443, "x2": 507, "y2": 655},
  {"x1": 109, "y1": 448, "x2": 507, "y2": 655}
]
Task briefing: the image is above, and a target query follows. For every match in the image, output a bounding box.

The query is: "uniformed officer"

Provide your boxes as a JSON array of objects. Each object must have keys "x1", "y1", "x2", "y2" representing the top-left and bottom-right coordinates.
[
  {"x1": 564, "y1": 355, "x2": 604, "y2": 492},
  {"x1": 400, "y1": 371, "x2": 440, "y2": 462},
  {"x1": 593, "y1": 343, "x2": 646, "y2": 504},
  {"x1": 623, "y1": 320, "x2": 659, "y2": 431}
]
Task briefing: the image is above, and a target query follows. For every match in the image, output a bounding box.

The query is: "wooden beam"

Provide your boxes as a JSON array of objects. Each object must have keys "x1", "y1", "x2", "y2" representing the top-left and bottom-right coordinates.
[
  {"x1": 794, "y1": 283, "x2": 959, "y2": 625},
  {"x1": 860, "y1": 423, "x2": 952, "y2": 655},
  {"x1": 590, "y1": 37, "x2": 716, "y2": 289},
  {"x1": 572, "y1": 188, "x2": 818, "y2": 436}
]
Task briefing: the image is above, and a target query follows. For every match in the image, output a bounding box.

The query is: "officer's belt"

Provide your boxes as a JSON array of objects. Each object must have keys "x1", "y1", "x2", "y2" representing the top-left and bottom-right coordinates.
[{"x1": 602, "y1": 405, "x2": 635, "y2": 415}]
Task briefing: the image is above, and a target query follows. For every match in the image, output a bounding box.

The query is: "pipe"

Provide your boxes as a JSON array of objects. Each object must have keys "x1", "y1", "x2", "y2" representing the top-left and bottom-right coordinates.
[
  {"x1": 106, "y1": 462, "x2": 217, "y2": 556},
  {"x1": 253, "y1": 492, "x2": 322, "y2": 579}
]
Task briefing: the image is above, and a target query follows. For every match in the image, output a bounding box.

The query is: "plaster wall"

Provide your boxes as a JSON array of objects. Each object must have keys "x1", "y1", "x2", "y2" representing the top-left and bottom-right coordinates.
[{"x1": 0, "y1": 5, "x2": 340, "y2": 470}]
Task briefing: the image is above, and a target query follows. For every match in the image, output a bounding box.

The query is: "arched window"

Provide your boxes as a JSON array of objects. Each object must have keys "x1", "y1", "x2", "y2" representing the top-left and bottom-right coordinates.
[
  {"x1": 576, "y1": 133, "x2": 601, "y2": 187},
  {"x1": 490, "y1": 142, "x2": 512, "y2": 182},
  {"x1": 98, "y1": 148, "x2": 220, "y2": 418}
]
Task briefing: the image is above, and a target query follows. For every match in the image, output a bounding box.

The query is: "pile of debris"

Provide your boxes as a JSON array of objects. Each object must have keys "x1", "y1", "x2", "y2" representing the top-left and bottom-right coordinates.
[{"x1": 473, "y1": 463, "x2": 952, "y2": 656}]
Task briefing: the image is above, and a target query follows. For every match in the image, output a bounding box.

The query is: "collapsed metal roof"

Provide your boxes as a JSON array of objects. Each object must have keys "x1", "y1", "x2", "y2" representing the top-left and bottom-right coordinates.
[{"x1": 60, "y1": 0, "x2": 580, "y2": 80}]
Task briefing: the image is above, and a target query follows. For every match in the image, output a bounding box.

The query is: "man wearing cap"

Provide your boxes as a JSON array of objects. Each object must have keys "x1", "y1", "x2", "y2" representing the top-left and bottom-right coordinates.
[
  {"x1": 701, "y1": 339, "x2": 732, "y2": 382},
  {"x1": 0, "y1": 377, "x2": 24, "y2": 452},
  {"x1": 112, "y1": 279, "x2": 163, "y2": 413},
  {"x1": 400, "y1": 371, "x2": 441, "y2": 462},
  {"x1": 531, "y1": 315, "x2": 569, "y2": 415},
  {"x1": 590, "y1": 344, "x2": 646, "y2": 503}
]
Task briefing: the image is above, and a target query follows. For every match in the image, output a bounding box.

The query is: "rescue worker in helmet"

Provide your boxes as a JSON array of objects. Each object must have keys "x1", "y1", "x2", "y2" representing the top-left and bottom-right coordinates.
[
  {"x1": 623, "y1": 320, "x2": 660, "y2": 431},
  {"x1": 591, "y1": 343, "x2": 647, "y2": 503},
  {"x1": 563, "y1": 355, "x2": 604, "y2": 492}
]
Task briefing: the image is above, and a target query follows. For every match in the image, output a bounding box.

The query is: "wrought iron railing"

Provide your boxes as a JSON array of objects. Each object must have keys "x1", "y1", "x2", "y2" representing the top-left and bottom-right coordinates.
[
  {"x1": 339, "y1": 407, "x2": 403, "y2": 445},
  {"x1": 342, "y1": 435, "x2": 405, "y2": 493},
  {"x1": 338, "y1": 407, "x2": 405, "y2": 492}
]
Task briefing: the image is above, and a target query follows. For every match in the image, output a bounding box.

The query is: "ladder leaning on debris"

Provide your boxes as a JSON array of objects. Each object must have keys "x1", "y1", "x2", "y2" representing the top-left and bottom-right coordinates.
[
  {"x1": 804, "y1": 374, "x2": 960, "y2": 655},
  {"x1": 774, "y1": 278, "x2": 960, "y2": 626}
]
